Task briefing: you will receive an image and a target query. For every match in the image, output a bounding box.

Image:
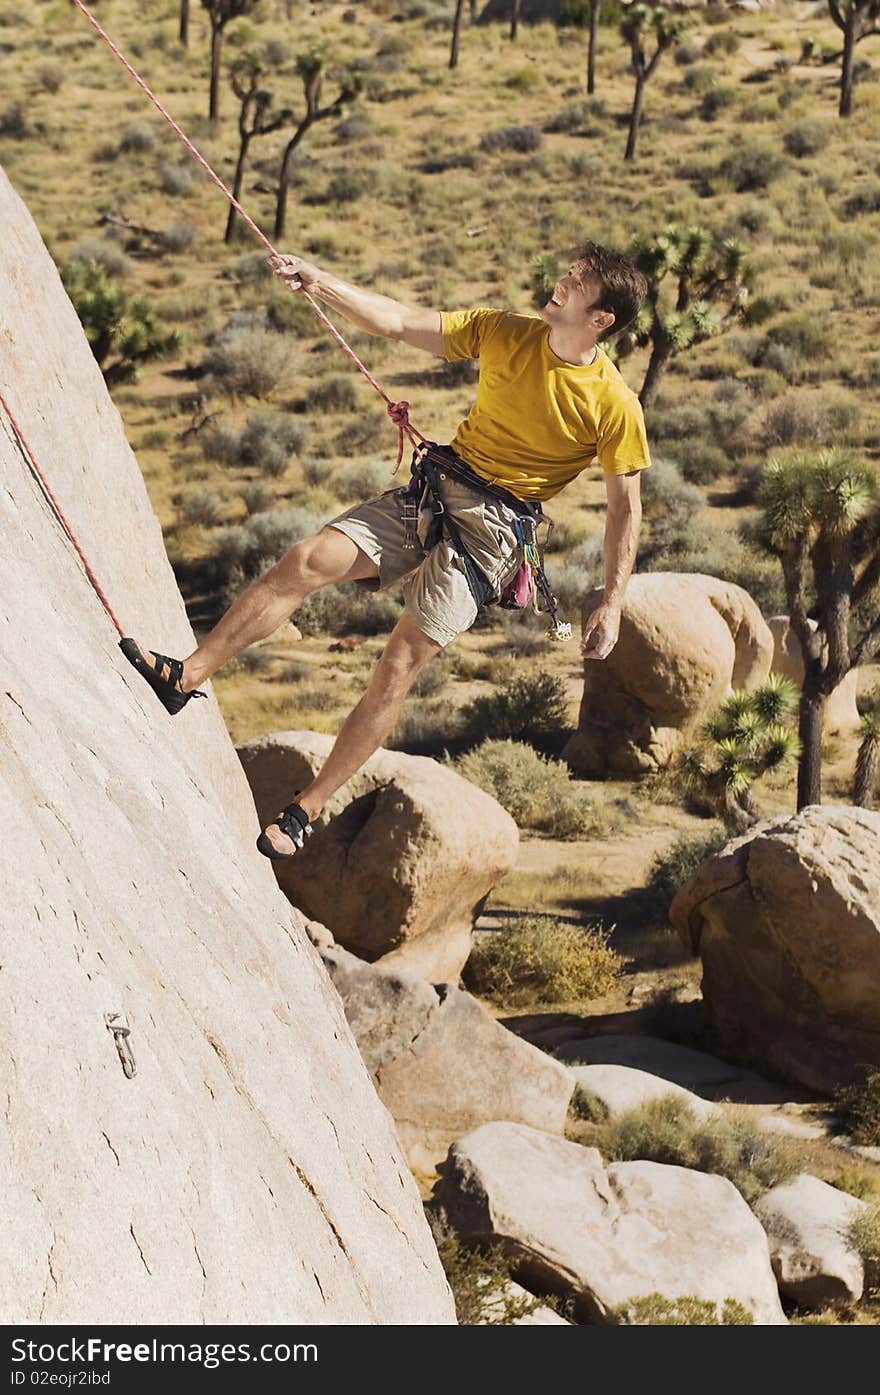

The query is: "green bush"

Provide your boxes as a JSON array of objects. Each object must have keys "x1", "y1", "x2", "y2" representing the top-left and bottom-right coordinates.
[
  {"x1": 210, "y1": 506, "x2": 324, "y2": 588},
  {"x1": 426, "y1": 1212, "x2": 541, "y2": 1325},
  {"x1": 704, "y1": 29, "x2": 741, "y2": 57},
  {"x1": 647, "y1": 829, "x2": 728, "y2": 917},
  {"x1": 464, "y1": 915, "x2": 624, "y2": 1007},
  {"x1": 325, "y1": 172, "x2": 366, "y2": 203},
  {"x1": 832, "y1": 1168, "x2": 880, "y2": 1201},
  {"x1": 676, "y1": 441, "x2": 731, "y2": 485},
  {"x1": 239, "y1": 481, "x2": 275, "y2": 515},
  {"x1": 480, "y1": 125, "x2": 543, "y2": 154},
  {"x1": 718, "y1": 139, "x2": 786, "y2": 192},
  {"x1": 70, "y1": 236, "x2": 130, "y2": 280},
  {"x1": 759, "y1": 388, "x2": 863, "y2": 450},
  {"x1": 330, "y1": 459, "x2": 393, "y2": 502},
  {"x1": 846, "y1": 1203, "x2": 880, "y2": 1300},
  {"x1": 203, "y1": 323, "x2": 291, "y2": 399},
  {"x1": 610, "y1": 1294, "x2": 753, "y2": 1325},
  {"x1": 783, "y1": 118, "x2": 832, "y2": 158},
  {"x1": 454, "y1": 739, "x2": 600, "y2": 839},
  {"x1": 833, "y1": 1070, "x2": 880, "y2": 1147},
  {"x1": 203, "y1": 414, "x2": 308, "y2": 476},
  {"x1": 596, "y1": 1096, "x2": 798, "y2": 1205},
  {"x1": 461, "y1": 670, "x2": 570, "y2": 745},
  {"x1": 180, "y1": 489, "x2": 223, "y2": 527},
  {"x1": 294, "y1": 584, "x2": 402, "y2": 637},
  {"x1": 699, "y1": 86, "x2": 736, "y2": 122}
]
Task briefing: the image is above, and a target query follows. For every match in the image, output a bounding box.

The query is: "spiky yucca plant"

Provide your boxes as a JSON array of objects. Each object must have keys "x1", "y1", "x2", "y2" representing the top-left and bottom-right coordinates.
[
  {"x1": 854, "y1": 702, "x2": 880, "y2": 808},
  {"x1": 750, "y1": 448, "x2": 880, "y2": 809},
  {"x1": 679, "y1": 678, "x2": 801, "y2": 833},
  {"x1": 620, "y1": 6, "x2": 688, "y2": 162}
]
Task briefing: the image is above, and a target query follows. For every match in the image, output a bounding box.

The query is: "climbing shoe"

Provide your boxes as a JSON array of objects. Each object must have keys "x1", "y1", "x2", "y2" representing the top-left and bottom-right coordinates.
[
  {"x1": 119, "y1": 638, "x2": 207, "y2": 716},
  {"x1": 257, "y1": 800, "x2": 314, "y2": 859}
]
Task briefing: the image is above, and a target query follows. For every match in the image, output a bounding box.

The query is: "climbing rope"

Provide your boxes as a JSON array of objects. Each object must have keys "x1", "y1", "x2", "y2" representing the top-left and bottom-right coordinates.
[
  {"x1": 70, "y1": 0, "x2": 429, "y2": 468},
  {"x1": 0, "y1": 388, "x2": 125, "y2": 637}
]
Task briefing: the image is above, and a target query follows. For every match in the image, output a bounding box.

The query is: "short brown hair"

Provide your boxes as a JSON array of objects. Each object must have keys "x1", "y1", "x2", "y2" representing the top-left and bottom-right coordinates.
[{"x1": 573, "y1": 241, "x2": 648, "y2": 340}]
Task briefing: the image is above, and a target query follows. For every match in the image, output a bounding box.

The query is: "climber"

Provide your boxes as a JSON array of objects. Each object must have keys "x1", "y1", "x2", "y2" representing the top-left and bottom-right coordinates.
[{"x1": 120, "y1": 241, "x2": 651, "y2": 858}]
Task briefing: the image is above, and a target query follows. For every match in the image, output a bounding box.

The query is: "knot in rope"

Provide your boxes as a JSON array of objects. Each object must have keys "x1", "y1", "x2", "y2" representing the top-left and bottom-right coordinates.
[{"x1": 387, "y1": 399, "x2": 412, "y2": 468}]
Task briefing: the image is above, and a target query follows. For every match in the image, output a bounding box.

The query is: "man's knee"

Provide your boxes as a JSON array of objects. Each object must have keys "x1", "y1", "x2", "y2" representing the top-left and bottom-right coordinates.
[
  {"x1": 264, "y1": 527, "x2": 375, "y2": 596},
  {"x1": 374, "y1": 616, "x2": 442, "y2": 692}
]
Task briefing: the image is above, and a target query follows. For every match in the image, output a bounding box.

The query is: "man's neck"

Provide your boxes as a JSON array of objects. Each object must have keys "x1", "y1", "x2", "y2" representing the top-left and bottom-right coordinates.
[{"x1": 545, "y1": 324, "x2": 600, "y2": 366}]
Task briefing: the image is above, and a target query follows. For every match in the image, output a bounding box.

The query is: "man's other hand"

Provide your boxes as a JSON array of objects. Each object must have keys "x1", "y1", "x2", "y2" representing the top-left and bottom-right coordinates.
[
  {"x1": 581, "y1": 602, "x2": 621, "y2": 661},
  {"x1": 268, "y1": 252, "x2": 321, "y2": 291}
]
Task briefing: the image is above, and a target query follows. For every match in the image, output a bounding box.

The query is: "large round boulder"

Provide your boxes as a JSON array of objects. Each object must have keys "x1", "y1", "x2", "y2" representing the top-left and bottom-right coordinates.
[
  {"x1": 237, "y1": 731, "x2": 519, "y2": 982},
  {"x1": 563, "y1": 573, "x2": 773, "y2": 775},
  {"x1": 670, "y1": 806, "x2": 880, "y2": 1092}
]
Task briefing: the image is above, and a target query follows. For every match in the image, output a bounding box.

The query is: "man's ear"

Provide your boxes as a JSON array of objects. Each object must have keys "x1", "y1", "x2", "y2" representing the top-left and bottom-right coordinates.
[{"x1": 594, "y1": 310, "x2": 615, "y2": 335}]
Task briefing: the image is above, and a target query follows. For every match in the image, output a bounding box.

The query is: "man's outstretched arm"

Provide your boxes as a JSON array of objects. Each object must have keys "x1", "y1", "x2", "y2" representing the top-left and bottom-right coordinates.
[
  {"x1": 269, "y1": 253, "x2": 444, "y2": 354},
  {"x1": 581, "y1": 470, "x2": 643, "y2": 661}
]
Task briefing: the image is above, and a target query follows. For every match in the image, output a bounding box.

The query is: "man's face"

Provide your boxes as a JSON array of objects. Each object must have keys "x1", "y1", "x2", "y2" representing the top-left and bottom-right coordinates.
[{"x1": 539, "y1": 261, "x2": 609, "y2": 334}]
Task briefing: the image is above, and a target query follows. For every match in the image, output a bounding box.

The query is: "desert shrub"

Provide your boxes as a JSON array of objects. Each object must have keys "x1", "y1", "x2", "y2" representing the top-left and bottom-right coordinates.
[
  {"x1": 480, "y1": 125, "x2": 543, "y2": 154},
  {"x1": 506, "y1": 67, "x2": 542, "y2": 91},
  {"x1": 203, "y1": 324, "x2": 291, "y2": 399},
  {"x1": 674, "y1": 39, "x2": 702, "y2": 66},
  {"x1": 427, "y1": 1212, "x2": 541, "y2": 1325},
  {"x1": 0, "y1": 103, "x2": 30, "y2": 138},
  {"x1": 238, "y1": 413, "x2": 307, "y2": 475},
  {"x1": 410, "y1": 660, "x2": 448, "y2": 698},
  {"x1": 832, "y1": 1070, "x2": 880, "y2": 1147},
  {"x1": 294, "y1": 584, "x2": 402, "y2": 637},
  {"x1": 783, "y1": 118, "x2": 832, "y2": 158},
  {"x1": 718, "y1": 139, "x2": 786, "y2": 192},
  {"x1": 832, "y1": 1169, "x2": 880, "y2": 1201},
  {"x1": 704, "y1": 28, "x2": 740, "y2": 57},
  {"x1": 36, "y1": 61, "x2": 65, "y2": 93},
  {"x1": 464, "y1": 915, "x2": 623, "y2": 1007},
  {"x1": 640, "y1": 458, "x2": 704, "y2": 550},
  {"x1": 646, "y1": 829, "x2": 728, "y2": 918},
  {"x1": 239, "y1": 481, "x2": 274, "y2": 515},
  {"x1": 461, "y1": 670, "x2": 570, "y2": 746},
  {"x1": 762, "y1": 313, "x2": 828, "y2": 360},
  {"x1": 335, "y1": 111, "x2": 372, "y2": 143},
  {"x1": 651, "y1": 519, "x2": 786, "y2": 615},
  {"x1": 158, "y1": 221, "x2": 197, "y2": 254},
  {"x1": 235, "y1": 251, "x2": 271, "y2": 285},
  {"x1": 157, "y1": 161, "x2": 193, "y2": 196},
  {"x1": 847, "y1": 1203, "x2": 880, "y2": 1300},
  {"x1": 119, "y1": 121, "x2": 155, "y2": 153},
  {"x1": 676, "y1": 441, "x2": 731, "y2": 485},
  {"x1": 70, "y1": 236, "x2": 130, "y2": 279},
  {"x1": 211, "y1": 505, "x2": 323, "y2": 589},
  {"x1": 330, "y1": 459, "x2": 392, "y2": 502},
  {"x1": 699, "y1": 86, "x2": 736, "y2": 121},
  {"x1": 683, "y1": 64, "x2": 717, "y2": 94},
  {"x1": 759, "y1": 388, "x2": 863, "y2": 449},
  {"x1": 325, "y1": 172, "x2": 366, "y2": 204},
  {"x1": 842, "y1": 183, "x2": 880, "y2": 218},
  {"x1": 306, "y1": 375, "x2": 359, "y2": 413},
  {"x1": 596, "y1": 1097, "x2": 797, "y2": 1205},
  {"x1": 180, "y1": 488, "x2": 223, "y2": 527},
  {"x1": 454, "y1": 739, "x2": 600, "y2": 838},
  {"x1": 610, "y1": 1294, "x2": 753, "y2": 1325}
]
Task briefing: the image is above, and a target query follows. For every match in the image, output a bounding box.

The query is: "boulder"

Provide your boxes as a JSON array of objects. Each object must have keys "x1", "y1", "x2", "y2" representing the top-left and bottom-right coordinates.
[
  {"x1": 433, "y1": 1122, "x2": 787, "y2": 1324},
  {"x1": 569, "y1": 1063, "x2": 723, "y2": 1123},
  {"x1": 671, "y1": 806, "x2": 880, "y2": 1092},
  {"x1": 320, "y1": 947, "x2": 574, "y2": 1172},
  {"x1": 768, "y1": 616, "x2": 860, "y2": 734},
  {"x1": 552, "y1": 1034, "x2": 747, "y2": 1093},
  {"x1": 0, "y1": 166, "x2": 454, "y2": 1325},
  {"x1": 478, "y1": 1280, "x2": 572, "y2": 1325},
  {"x1": 755, "y1": 1175, "x2": 867, "y2": 1309},
  {"x1": 563, "y1": 573, "x2": 773, "y2": 775},
  {"x1": 237, "y1": 731, "x2": 518, "y2": 982}
]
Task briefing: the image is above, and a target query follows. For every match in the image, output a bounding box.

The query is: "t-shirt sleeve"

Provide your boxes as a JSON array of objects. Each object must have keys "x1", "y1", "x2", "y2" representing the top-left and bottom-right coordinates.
[
  {"x1": 440, "y1": 307, "x2": 504, "y2": 361},
  {"x1": 595, "y1": 391, "x2": 652, "y2": 476}
]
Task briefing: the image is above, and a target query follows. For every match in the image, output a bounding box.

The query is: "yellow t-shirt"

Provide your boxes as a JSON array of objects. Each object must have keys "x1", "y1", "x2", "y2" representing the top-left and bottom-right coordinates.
[{"x1": 441, "y1": 307, "x2": 651, "y2": 502}]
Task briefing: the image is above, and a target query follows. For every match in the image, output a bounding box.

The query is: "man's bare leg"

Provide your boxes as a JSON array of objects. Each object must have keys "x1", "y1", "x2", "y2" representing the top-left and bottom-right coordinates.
[
  {"x1": 260, "y1": 612, "x2": 441, "y2": 855},
  {"x1": 130, "y1": 527, "x2": 378, "y2": 695}
]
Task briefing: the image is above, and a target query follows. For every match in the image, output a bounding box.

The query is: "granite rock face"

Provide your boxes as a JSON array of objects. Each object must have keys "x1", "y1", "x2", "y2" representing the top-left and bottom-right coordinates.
[
  {"x1": 0, "y1": 167, "x2": 454, "y2": 1326},
  {"x1": 563, "y1": 573, "x2": 773, "y2": 775},
  {"x1": 671, "y1": 806, "x2": 880, "y2": 1091}
]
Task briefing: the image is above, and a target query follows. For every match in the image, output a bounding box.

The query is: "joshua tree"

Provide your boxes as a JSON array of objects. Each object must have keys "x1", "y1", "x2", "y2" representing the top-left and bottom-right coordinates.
[
  {"x1": 510, "y1": 0, "x2": 523, "y2": 40},
  {"x1": 450, "y1": 0, "x2": 467, "y2": 68},
  {"x1": 679, "y1": 677, "x2": 801, "y2": 834},
  {"x1": 587, "y1": 0, "x2": 602, "y2": 93},
  {"x1": 751, "y1": 448, "x2": 880, "y2": 808},
  {"x1": 225, "y1": 54, "x2": 289, "y2": 243},
  {"x1": 180, "y1": 0, "x2": 190, "y2": 47},
  {"x1": 62, "y1": 260, "x2": 182, "y2": 387},
  {"x1": 274, "y1": 47, "x2": 360, "y2": 241},
  {"x1": 854, "y1": 700, "x2": 880, "y2": 807},
  {"x1": 617, "y1": 225, "x2": 750, "y2": 408},
  {"x1": 827, "y1": 1, "x2": 880, "y2": 116},
  {"x1": 620, "y1": 5, "x2": 687, "y2": 160},
  {"x1": 201, "y1": 0, "x2": 260, "y2": 122}
]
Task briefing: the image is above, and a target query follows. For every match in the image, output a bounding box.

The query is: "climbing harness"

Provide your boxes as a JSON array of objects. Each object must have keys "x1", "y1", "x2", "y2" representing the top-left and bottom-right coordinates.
[{"x1": 403, "y1": 444, "x2": 572, "y2": 642}]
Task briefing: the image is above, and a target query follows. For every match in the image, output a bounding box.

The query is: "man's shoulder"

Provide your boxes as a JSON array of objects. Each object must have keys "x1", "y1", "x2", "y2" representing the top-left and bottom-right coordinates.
[{"x1": 594, "y1": 352, "x2": 643, "y2": 410}]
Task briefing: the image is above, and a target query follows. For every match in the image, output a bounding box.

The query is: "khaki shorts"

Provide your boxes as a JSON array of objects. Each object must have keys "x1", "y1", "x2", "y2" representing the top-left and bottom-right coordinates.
[{"x1": 326, "y1": 463, "x2": 526, "y2": 647}]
